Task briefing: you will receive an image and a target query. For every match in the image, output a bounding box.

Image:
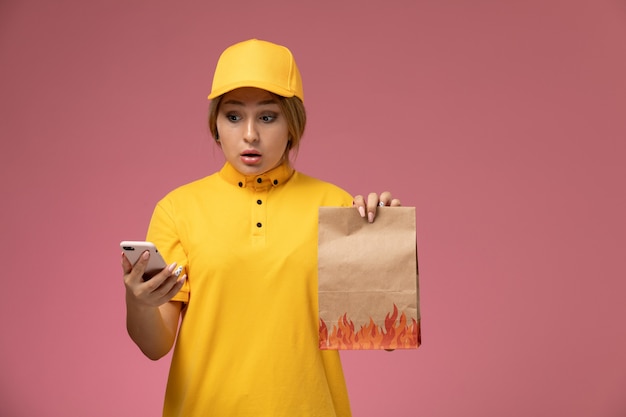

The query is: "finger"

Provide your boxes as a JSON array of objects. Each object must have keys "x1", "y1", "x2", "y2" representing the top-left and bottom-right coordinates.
[
  {"x1": 353, "y1": 195, "x2": 366, "y2": 218},
  {"x1": 379, "y1": 191, "x2": 393, "y2": 206},
  {"x1": 366, "y1": 193, "x2": 379, "y2": 223},
  {"x1": 125, "y1": 250, "x2": 150, "y2": 284},
  {"x1": 144, "y1": 262, "x2": 178, "y2": 293},
  {"x1": 151, "y1": 271, "x2": 186, "y2": 304},
  {"x1": 121, "y1": 253, "x2": 133, "y2": 274},
  {"x1": 162, "y1": 274, "x2": 186, "y2": 301},
  {"x1": 390, "y1": 198, "x2": 402, "y2": 207}
]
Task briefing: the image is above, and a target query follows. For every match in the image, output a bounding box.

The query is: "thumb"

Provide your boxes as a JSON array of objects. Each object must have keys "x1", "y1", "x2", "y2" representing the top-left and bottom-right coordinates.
[{"x1": 125, "y1": 250, "x2": 149, "y2": 281}]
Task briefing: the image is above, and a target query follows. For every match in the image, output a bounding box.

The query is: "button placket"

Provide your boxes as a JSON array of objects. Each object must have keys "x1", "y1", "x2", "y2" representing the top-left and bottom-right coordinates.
[{"x1": 251, "y1": 188, "x2": 268, "y2": 239}]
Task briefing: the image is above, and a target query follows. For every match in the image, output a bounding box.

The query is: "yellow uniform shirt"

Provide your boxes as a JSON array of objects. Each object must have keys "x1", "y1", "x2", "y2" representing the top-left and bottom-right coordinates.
[{"x1": 147, "y1": 162, "x2": 353, "y2": 417}]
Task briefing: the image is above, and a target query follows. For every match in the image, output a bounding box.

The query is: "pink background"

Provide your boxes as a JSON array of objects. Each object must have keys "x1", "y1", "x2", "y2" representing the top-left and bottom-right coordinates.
[{"x1": 1, "y1": 1, "x2": 625, "y2": 416}]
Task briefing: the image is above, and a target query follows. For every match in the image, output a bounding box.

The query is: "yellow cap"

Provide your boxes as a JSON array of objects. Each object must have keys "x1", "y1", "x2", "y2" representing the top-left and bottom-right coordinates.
[{"x1": 207, "y1": 39, "x2": 304, "y2": 102}]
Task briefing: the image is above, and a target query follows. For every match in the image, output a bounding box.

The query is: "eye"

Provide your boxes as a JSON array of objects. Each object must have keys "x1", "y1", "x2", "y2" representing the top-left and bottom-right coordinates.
[
  {"x1": 225, "y1": 113, "x2": 241, "y2": 122},
  {"x1": 260, "y1": 113, "x2": 277, "y2": 123}
]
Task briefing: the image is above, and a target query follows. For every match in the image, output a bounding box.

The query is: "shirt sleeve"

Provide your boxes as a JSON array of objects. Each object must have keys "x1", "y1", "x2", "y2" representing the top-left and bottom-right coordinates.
[{"x1": 146, "y1": 198, "x2": 190, "y2": 303}]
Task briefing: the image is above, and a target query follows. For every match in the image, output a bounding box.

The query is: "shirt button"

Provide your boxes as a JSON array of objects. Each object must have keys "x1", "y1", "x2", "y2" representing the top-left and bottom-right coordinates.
[
  {"x1": 257, "y1": 199, "x2": 262, "y2": 205},
  {"x1": 256, "y1": 178, "x2": 262, "y2": 183},
  {"x1": 256, "y1": 222, "x2": 262, "y2": 228}
]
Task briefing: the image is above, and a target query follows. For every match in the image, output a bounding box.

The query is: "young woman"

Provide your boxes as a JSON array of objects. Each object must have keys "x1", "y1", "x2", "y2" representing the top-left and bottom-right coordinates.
[{"x1": 122, "y1": 38, "x2": 401, "y2": 417}]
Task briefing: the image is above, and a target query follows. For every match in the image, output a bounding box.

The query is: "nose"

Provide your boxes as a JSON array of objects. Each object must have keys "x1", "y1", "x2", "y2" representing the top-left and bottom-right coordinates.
[{"x1": 243, "y1": 118, "x2": 258, "y2": 143}]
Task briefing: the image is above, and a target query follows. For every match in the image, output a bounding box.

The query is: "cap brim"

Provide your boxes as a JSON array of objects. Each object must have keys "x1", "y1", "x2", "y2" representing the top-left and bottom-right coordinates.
[{"x1": 208, "y1": 82, "x2": 299, "y2": 100}]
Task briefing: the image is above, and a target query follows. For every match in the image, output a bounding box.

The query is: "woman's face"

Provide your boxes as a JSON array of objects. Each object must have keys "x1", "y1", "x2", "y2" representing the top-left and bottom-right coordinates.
[{"x1": 216, "y1": 87, "x2": 290, "y2": 176}]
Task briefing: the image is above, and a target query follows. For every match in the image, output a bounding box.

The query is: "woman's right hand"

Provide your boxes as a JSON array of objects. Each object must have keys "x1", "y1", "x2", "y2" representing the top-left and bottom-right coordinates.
[
  {"x1": 122, "y1": 250, "x2": 186, "y2": 308},
  {"x1": 122, "y1": 251, "x2": 186, "y2": 360}
]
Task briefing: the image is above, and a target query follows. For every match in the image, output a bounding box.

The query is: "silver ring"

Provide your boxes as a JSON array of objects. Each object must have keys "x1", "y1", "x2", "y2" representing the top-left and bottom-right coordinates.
[{"x1": 378, "y1": 201, "x2": 385, "y2": 207}]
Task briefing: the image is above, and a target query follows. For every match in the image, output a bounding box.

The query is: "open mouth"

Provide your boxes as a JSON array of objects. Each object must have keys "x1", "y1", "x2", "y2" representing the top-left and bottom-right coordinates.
[{"x1": 241, "y1": 151, "x2": 262, "y2": 165}]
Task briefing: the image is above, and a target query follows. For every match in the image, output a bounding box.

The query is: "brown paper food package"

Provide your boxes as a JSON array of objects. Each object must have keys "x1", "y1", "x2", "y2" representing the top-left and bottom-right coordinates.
[{"x1": 318, "y1": 207, "x2": 420, "y2": 350}]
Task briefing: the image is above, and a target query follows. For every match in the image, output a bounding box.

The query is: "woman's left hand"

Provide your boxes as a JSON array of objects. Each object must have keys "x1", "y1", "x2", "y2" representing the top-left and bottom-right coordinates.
[{"x1": 353, "y1": 191, "x2": 402, "y2": 223}]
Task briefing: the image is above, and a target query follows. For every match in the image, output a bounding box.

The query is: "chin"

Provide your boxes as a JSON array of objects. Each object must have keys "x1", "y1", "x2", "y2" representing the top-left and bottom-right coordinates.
[{"x1": 237, "y1": 164, "x2": 265, "y2": 176}]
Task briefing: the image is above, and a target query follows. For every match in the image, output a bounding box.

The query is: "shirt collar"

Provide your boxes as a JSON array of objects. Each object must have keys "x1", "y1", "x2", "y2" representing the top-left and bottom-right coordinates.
[{"x1": 219, "y1": 161, "x2": 295, "y2": 191}]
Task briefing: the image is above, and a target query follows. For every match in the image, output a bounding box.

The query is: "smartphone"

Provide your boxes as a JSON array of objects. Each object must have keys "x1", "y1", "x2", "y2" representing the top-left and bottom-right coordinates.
[{"x1": 120, "y1": 240, "x2": 168, "y2": 280}]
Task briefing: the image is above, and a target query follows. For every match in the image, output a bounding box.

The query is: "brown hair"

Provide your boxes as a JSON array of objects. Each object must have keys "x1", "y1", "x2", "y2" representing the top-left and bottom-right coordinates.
[{"x1": 208, "y1": 93, "x2": 307, "y2": 154}]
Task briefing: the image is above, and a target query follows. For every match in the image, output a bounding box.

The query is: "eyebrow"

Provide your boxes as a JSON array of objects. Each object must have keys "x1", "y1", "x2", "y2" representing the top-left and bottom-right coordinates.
[{"x1": 221, "y1": 99, "x2": 278, "y2": 106}]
